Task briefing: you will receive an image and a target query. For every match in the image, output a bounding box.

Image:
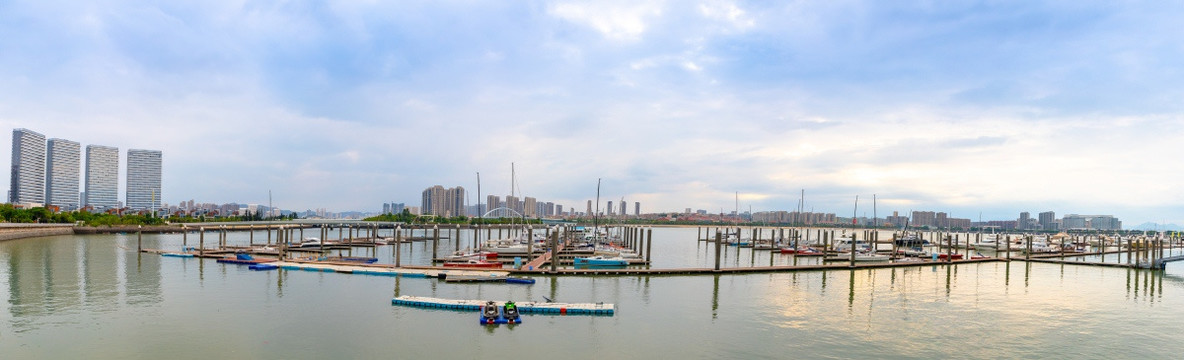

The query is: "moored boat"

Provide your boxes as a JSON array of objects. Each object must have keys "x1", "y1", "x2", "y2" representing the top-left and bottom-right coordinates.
[
  {"x1": 573, "y1": 256, "x2": 629, "y2": 266},
  {"x1": 443, "y1": 259, "x2": 503, "y2": 268}
]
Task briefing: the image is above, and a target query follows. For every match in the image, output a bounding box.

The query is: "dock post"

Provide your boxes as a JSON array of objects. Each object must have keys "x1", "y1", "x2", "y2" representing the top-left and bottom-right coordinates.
[
  {"x1": 849, "y1": 232, "x2": 856, "y2": 267},
  {"x1": 267, "y1": 225, "x2": 271, "y2": 245},
  {"x1": 299, "y1": 227, "x2": 304, "y2": 243},
  {"x1": 527, "y1": 227, "x2": 534, "y2": 269},
  {"x1": 714, "y1": 231, "x2": 723, "y2": 272},
  {"x1": 395, "y1": 226, "x2": 402, "y2": 267},
  {"x1": 698, "y1": 227, "x2": 702, "y2": 241},
  {"x1": 432, "y1": 225, "x2": 439, "y2": 260},
  {"x1": 549, "y1": 229, "x2": 558, "y2": 273},
  {"x1": 249, "y1": 225, "x2": 254, "y2": 246},
  {"x1": 199, "y1": 227, "x2": 205, "y2": 258},
  {"x1": 1026, "y1": 236, "x2": 1032, "y2": 260},
  {"x1": 137, "y1": 225, "x2": 142, "y2": 252},
  {"x1": 646, "y1": 228, "x2": 653, "y2": 264},
  {"x1": 182, "y1": 225, "x2": 187, "y2": 247}
]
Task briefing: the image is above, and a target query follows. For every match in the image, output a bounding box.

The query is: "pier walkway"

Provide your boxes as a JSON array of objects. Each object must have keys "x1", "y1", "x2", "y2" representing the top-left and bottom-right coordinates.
[
  {"x1": 523, "y1": 242, "x2": 564, "y2": 270},
  {"x1": 392, "y1": 295, "x2": 615, "y2": 315}
]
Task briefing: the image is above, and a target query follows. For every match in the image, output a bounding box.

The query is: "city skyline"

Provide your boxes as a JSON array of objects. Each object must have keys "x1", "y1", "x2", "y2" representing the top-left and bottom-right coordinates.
[{"x1": 2, "y1": 2, "x2": 1183, "y2": 224}]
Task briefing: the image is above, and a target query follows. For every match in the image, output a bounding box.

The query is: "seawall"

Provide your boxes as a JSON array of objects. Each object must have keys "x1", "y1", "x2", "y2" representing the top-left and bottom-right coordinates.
[{"x1": 0, "y1": 224, "x2": 76, "y2": 242}]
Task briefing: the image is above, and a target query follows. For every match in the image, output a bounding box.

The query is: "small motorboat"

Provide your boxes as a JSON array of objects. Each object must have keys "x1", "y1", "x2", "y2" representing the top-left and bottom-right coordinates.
[
  {"x1": 292, "y1": 238, "x2": 326, "y2": 248},
  {"x1": 573, "y1": 256, "x2": 628, "y2": 266},
  {"x1": 791, "y1": 248, "x2": 824, "y2": 256},
  {"x1": 444, "y1": 250, "x2": 498, "y2": 262},
  {"x1": 482, "y1": 301, "x2": 500, "y2": 324},
  {"x1": 503, "y1": 301, "x2": 520, "y2": 324},
  {"x1": 937, "y1": 253, "x2": 964, "y2": 260},
  {"x1": 443, "y1": 259, "x2": 503, "y2": 268}
]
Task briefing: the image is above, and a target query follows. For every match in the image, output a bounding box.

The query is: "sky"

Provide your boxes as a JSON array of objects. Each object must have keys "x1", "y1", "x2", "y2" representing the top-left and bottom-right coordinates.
[{"x1": 1, "y1": 1, "x2": 1183, "y2": 225}]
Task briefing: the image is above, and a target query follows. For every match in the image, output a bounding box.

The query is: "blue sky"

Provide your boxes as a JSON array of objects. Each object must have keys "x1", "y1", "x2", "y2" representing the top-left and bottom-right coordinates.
[{"x1": 2, "y1": 1, "x2": 1183, "y2": 224}]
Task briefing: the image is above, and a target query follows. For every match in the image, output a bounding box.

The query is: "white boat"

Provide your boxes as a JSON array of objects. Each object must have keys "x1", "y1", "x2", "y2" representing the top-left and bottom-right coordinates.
[
  {"x1": 574, "y1": 256, "x2": 629, "y2": 266},
  {"x1": 825, "y1": 251, "x2": 891, "y2": 262},
  {"x1": 292, "y1": 238, "x2": 324, "y2": 248},
  {"x1": 833, "y1": 235, "x2": 871, "y2": 252}
]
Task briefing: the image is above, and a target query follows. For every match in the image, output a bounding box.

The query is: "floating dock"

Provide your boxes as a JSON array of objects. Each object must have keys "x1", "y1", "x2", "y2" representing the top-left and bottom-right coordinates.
[
  {"x1": 392, "y1": 295, "x2": 615, "y2": 315},
  {"x1": 273, "y1": 261, "x2": 511, "y2": 279}
]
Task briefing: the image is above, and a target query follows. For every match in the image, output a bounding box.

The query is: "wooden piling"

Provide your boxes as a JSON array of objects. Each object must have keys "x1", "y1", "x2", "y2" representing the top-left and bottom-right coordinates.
[
  {"x1": 646, "y1": 228, "x2": 653, "y2": 263},
  {"x1": 714, "y1": 231, "x2": 723, "y2": 272},
  {"x1": 395, "y1": 226, "x2": 402, "y2": 267},
  {"x1": 849, "y1": 232, "x2": 856, "y2": 267},
  {"x1": 199, "y1": 227, "x2": 205, "y2": 257},
  {"x1": 527, "y1": 227, "x2": 534, "y2": 268}
]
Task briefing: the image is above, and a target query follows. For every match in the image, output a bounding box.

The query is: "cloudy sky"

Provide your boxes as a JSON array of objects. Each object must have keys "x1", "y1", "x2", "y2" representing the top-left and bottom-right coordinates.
[{"x1": 2, "y1": 1, "x2": 1182, "y2": 225}]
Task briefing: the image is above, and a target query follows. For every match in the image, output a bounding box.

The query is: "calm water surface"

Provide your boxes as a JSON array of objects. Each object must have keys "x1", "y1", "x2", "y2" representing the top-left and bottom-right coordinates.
[{"x1": 3, "y1": 227, "x2": 1184, "y2": 359}]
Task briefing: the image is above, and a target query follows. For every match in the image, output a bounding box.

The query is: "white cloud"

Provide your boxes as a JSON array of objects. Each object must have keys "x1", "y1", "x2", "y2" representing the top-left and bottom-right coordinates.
[{"x1": 548, "y1": 0, "x2": 664, "y2": 41}]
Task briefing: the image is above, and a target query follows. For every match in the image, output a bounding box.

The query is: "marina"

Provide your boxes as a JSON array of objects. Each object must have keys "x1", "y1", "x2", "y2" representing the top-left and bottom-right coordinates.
[{"x1": 4, "y1": 225, "x2": 1184, "y2": 359}]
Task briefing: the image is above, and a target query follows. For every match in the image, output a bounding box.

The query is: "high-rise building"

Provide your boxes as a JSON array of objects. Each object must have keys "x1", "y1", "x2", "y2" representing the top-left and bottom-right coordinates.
[
  {"x1": 126, "y1": 149, "x2": 162, "y2": 211},
  {"x1": 9, "y1": 128, "x2": 47, "y2": 205},
  {"x1": 524, "y1": 197, "x2": 537, "y2": 217},
  {"x1": 421, "y1": 185, "x2": 465, "y2": 217},
  {"x1": 84, "y1": 145, "x2": 119, "y2": 209},
  {"x1": 620, "y1": 201, "x2": 626, "y2": 216},
  {"x1": 634, "y1": 202, "x2": 640, "y2": 216},
  {"x1": 1018, "y1": 212, "x2": 1031, "y2": 230},
  {"x1": 1039, "y1": 211, "x2": 1056, "y2": 231},
  {"x1": 486, "y1": 195, "x2": 501, "y2": 217},
  {"x1": 607, "y1": 201, "x2": 614, "y2": 215},
  {"x1": 45, "y1": 138, "x2": 81, "y2": 210},
  {"x1": 1062, "y1": 214, "x2": 1121, "y2": 230},
  {"x1": 587, "y1": 200, "x2": 592, "y2": 217},
  {"x1": 505, "y1": 195, "x2": 521, "y2": 216},
  {"x1": 911, "y1": 211, "x2": 936, "y2": 228}
]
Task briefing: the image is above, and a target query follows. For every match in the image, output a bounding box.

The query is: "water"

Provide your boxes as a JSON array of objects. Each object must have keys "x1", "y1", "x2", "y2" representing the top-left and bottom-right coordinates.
[{"x1": 3, "y1": 228, "x2": 1184, "y2": 359}]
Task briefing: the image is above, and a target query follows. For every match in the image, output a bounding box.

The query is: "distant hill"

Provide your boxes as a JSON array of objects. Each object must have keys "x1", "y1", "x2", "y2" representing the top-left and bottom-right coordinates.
[{"x1": 1130, "y1": 222, "x2": 1184, "y2": 231}]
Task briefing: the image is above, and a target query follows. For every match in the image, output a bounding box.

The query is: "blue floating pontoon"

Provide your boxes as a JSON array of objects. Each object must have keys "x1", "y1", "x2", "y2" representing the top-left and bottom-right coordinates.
[{"x1": 249, "y1": 264, "x2": 279, "y2": 271}]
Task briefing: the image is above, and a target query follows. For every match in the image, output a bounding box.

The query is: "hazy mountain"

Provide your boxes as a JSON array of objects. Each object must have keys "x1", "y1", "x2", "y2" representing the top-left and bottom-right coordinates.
[{"x1": 1130, "y1": 222, "x2": 1183, "y2": 231}]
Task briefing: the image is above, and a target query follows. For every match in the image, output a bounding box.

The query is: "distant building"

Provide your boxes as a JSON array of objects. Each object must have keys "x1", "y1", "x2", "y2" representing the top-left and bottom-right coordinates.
[
  {"x1": 126, "y1": 149, "x2": 163, "y2": 211},
  {"x1": 486, "y1": 195, "x2": 501, "y2": 216},
  {"x1": 586, "y1": 200, "x2": 592, "y2": 217},
  {"x1": 1018, "y1": 212, "x2": 1031, "y2": 230},
  {"x1": 46, "y1": 138, "x2": 81, "y2": 211},
  {"x1": 886, "y1": 211, "x2": 908, "y2": 228},
  {"x1": 607, "y1": 201, "x2": 614, "y2": 215},
  {"x1": 635, "y1": 202, "x2": 640, "y2": 216},
  {"x1": 524, "y1": 197, "x2": 537, "y2": 217},
  {"x1": 912, "y1": 211, "x2": 936, "y2": 227},
  {"x1": 1039, "y1": 211, "x2": 1057, "y2": 231},
  {"x1": 421, "y1": 185, "x2": 465, "y2": 217},
  {"x1": 84, "y1": 145, "x2": 119, "y2": 209},
  {"x1": 1062, "y1": 214, "x2": 1121, "y2": 230},
  {"x1": 9, "y1": 128, "x2": 46, "y2": 205},
  {"x1": 619, "y1": 201, "x2": 626, "y2": 216}
]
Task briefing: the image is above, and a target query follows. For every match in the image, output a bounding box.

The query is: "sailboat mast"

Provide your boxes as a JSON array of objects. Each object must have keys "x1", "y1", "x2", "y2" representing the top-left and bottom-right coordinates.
[
  {"x1": 852, "y1": 195, "x2": 859, "y2": 227},
  {"x1": 476, "y1": 171, "x2": 482, "y2": 225},
  {"x1": 594, "y1": 178, "x2": 601, "y2": 243}
]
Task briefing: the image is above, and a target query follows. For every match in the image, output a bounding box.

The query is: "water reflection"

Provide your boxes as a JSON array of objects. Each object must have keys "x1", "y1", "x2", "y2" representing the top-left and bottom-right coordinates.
[
  {"x1": 5, "y1": 235, "x2": 161, "y2": 332},
  {"x1": 711, "y1": 274, "x2": 720, "y2": 320}
]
